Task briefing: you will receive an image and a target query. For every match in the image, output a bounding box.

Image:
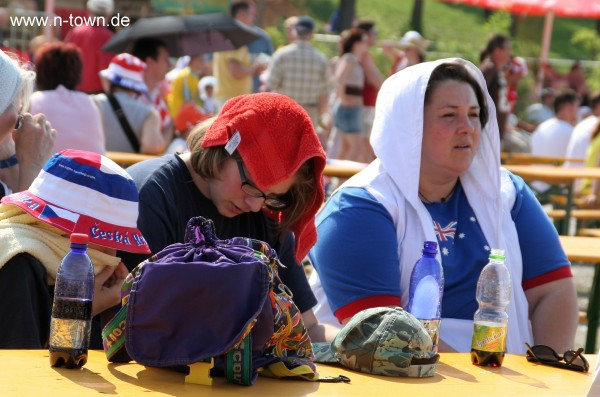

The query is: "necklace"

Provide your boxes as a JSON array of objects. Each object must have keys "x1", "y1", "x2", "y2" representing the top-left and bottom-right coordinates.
[{"x1": 419, "y1": 183, "x2": 457, "y2": 204}]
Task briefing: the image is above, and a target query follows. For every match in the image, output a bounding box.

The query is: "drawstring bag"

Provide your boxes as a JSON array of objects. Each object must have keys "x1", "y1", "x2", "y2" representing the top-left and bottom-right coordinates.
[{"x1": 101, "y1": 216, "x2": 318, "y2": 385}]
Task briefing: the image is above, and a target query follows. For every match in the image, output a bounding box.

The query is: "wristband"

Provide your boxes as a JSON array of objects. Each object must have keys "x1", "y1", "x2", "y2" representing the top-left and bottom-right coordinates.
[{"x1": 0, "y1": 154, "x2": 18, "y2": 169}]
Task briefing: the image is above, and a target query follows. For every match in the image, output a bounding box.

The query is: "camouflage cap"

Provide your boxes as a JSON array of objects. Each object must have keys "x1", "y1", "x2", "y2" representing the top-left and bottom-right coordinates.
[{"x1": 313, "y1": 307, "x2": 439, "y2": 377}]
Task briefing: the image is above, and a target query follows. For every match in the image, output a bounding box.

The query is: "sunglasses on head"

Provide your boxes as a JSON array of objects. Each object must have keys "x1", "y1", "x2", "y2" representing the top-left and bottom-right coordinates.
[{"x1": 524, "y1": 342, "x2": 589, "y2": 372}]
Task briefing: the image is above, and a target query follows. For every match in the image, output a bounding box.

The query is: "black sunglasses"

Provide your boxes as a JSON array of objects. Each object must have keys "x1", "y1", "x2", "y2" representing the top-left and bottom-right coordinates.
[
  {"x1": 236, "y1": 160, "x2": 288, "y2": 210},
  {"x1": 525, "y1": 342, "x2": 589, "y2": 372}
]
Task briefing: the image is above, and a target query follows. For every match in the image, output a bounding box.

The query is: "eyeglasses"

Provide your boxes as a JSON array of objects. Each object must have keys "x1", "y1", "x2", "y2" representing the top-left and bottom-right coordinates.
[
  {"x1": 524, "y1": 342, "x2": 589, "y2": 372},
  {"x1": 14, "y1": 114, "x2": 22, "y2": 130},
  {"x1": 236, "y1": 160, "x2": 288, "y2": 210}
]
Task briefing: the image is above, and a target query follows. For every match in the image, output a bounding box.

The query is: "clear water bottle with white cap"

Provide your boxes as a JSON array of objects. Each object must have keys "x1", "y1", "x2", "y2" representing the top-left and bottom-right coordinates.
[{"x1": 406, "y1": 240, "x2": 444, "y2": 353}]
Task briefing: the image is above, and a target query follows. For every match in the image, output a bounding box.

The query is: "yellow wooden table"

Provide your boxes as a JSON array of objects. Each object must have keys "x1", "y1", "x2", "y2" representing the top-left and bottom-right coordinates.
[
  {"x1": 1, "y1": 350, "x2": 595, "y2": 396},
  {"x1": 106, "y1": 151, "x2": 158, "y2": 167}
]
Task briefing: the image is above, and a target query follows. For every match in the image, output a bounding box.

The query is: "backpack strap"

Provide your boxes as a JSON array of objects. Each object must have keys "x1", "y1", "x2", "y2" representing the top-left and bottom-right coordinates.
[
  {"x1": 106, "y1": 94, "x2": 141, "y2": 153},
  {"x1": 225, "y1": 334, "x2": 256, "y2": 385}
]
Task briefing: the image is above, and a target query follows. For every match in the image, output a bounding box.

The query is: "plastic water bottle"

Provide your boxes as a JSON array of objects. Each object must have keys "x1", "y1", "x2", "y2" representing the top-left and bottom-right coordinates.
[
  {"x1": 406, "y1": 241, "x2": 444, "y2": 353},
  {"x1": 49, "y1": 233, "x2": 95, "y2": 368},
  {"x1": 471, "y1": 248, "x2": 511, "y2": 367}
]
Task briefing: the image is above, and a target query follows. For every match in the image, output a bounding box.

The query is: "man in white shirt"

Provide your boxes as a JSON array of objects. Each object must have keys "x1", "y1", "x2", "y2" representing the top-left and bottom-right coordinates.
[
  {"x1": 532, "y1": 89, "x2": 580, "y2": 158},
  {"x1": 565, "y1": 92, "x2": 600, "y2": 165}
]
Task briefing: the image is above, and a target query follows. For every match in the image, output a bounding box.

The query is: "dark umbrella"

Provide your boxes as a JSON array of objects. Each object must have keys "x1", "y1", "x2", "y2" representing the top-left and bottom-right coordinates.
[{"x1": 102, "y1": 13, "x2": 260, "y2": 56}]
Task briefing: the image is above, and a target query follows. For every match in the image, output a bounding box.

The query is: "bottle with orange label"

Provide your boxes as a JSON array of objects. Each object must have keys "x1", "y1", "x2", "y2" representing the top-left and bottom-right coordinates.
[{"x1": 471, "y1": 248, "x2": 511, "y2": 367}]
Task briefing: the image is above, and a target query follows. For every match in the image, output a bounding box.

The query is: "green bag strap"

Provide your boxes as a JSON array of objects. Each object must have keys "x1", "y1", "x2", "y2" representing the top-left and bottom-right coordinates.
[{"x1": 225, "y1": 334, "x2": 254, "y2": 385}]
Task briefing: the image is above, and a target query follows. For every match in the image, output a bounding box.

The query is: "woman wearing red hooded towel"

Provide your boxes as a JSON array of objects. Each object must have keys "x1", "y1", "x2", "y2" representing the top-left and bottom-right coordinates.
[{"x1": 119, "y1": 92, "x2": 336, "y2": 341}]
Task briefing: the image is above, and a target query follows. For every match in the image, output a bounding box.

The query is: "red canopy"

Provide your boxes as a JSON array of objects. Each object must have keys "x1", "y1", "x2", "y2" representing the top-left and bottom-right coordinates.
[{"x1": 440, "y1": 0, "x2": 600, "y2": 18}]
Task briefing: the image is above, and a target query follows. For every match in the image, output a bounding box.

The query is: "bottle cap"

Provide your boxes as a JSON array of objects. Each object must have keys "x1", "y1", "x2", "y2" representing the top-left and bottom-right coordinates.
[
  {"x1": 489, "y1": 248, "x2": 505, "y2": 260},
  {"x1": 422, "y1": 240, "x2": 438, "y2": 254},
  {"x1": 70, "y1": 233, "x2": 89, "y2": 245}
]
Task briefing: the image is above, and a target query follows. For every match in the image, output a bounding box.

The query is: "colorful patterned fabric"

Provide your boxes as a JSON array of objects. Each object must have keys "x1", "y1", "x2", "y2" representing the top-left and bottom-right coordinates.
[
  {"x1": 102, "y1": 216, "x2": 316, "y2": 385},
  {"x1": 313, "y1": 307, "x2": 439, "y2": 377}
]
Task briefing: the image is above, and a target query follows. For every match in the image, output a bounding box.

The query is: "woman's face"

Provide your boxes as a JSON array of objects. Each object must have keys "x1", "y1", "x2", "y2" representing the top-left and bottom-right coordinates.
[
  {"x1": 208, "y1": 159, "x2": 297, "y2": 217},
  {"x1": 421, "y1": 79, "x2": 481, "y2": 181}
]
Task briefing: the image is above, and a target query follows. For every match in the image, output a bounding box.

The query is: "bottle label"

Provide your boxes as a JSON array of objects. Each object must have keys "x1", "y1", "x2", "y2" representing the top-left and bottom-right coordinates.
[
  {"x1": 49, "y1": 299, "x2": 92, "y2": 349},
  {"x1": 51, "y1": 299, "x2": 92, "y2": 321},
  {"x1": 471, "y1": 322, "x2": 507, "y2": 352},
  {"x1": 418, "y1": 318, "x2": 441, "y2": 353}
]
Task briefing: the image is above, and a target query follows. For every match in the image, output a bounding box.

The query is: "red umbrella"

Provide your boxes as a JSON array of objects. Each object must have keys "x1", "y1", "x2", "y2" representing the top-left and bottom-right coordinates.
[{"x1": 436, "y1": 0, "x2": 600, "y2": 90}]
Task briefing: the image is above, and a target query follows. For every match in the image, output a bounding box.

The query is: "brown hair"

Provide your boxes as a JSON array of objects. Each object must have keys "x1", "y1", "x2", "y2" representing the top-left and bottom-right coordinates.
[
  {"x1": 425, "y1": 62, "x2": 489, "y2": 128},
  {"x1": 34, "y1": 42, "x2": 82, "y2": 90},
  {"x1": 339, "y1": 28, "x2": 366, "y2": 55},
  {"x1": 187, "y1": 118, "x2": 316, "y2": 241}
]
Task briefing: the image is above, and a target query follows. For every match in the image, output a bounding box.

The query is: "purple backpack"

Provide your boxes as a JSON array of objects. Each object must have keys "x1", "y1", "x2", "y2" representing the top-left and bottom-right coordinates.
[{"x1": 102, "y1": 216, "x2": 317, "y2": 385}]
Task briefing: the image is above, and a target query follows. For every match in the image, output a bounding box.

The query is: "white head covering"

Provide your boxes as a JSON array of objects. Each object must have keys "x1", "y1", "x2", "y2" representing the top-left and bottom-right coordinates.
[
  {"x1": 0, "y1": 50, "x2": 22, "y2": 114},
  {"x1": 310, "y1": 58, "x2": 532, "y2": 354}
]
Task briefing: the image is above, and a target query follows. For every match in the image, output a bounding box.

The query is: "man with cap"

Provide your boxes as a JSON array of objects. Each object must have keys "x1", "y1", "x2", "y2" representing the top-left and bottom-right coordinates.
[
  {"x1": 118, "y1": 92, "x2": 339, "y2": 343},
  {"x1": 266, "y1": 16, "x2": 332, "y2": 136},
  {"x1": 64, "y1": 0, "x2": 115, "y2": 94},
  {"x1": 94, "y1": 53, "x2": 165, "y2": 155},
  {"x1": 0, "y1": 149, "x2": 151, "y2": 348}
]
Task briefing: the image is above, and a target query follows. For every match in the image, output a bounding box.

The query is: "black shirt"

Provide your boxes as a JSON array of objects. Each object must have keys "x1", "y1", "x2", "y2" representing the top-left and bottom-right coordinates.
[{"x1": 118, "y1": 155, "x2": 317, "y2": 313}]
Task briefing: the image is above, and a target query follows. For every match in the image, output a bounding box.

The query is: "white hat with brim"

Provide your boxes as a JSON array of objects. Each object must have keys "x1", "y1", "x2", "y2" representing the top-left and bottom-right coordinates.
[{"x1": 397, "y1": 31, "x2": 429, "y2": 57}]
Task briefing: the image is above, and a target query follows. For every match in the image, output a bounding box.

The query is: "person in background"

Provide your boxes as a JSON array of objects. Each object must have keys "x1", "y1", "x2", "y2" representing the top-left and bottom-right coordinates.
[
  {"x1": 283, "y1": 16, "x2": 298, "y2": 45},
  {"x1": 308, "y1": 59, "x2": 577, "y2": 354},
  {"x1": 266, "y1": 16, "x2": 331, "y2": 140},
  {"x1": 502, "y1": 56, "x2": 534, "y2": 153},
  {"x1": 241, "y1": 0, "x2": 274, "y2": 93},
  {"x1": 381, "y1": 30, "x2": 429, "y2": 76},
  {"x1": 166, "y1": 53, "x2": 206, "y2": 119},
  {"x1": 0, "y1": 50, "x2": 55, "y2": 199},
  {"x1": 0, "y1": 149, "x2": 150, "y2": 348},
  {"x1": 479, "y1": 34, "x2": 512, "y2": 142},
  {"x1": 30, "y1": 42, "x2": 105, "y2": 154},
  {"x1": 95, "y1": 53, "x2": 165, "y2": 155},
  {"x1": 566, "y1": 92, "x2": 600, "y2": 166},
  {"x1": 531, "y1": 89, "x2": 580, "y2": 159},
  {"x1": 131, "y1": 37, "x2": 174, "y2": 143},
  {"x1": 64, "y1": 0, "x2": 114, "y2": 94},
  {"x1": 165, "y1": 102, "x2": 210, "y2": 155},
  {"x1": 213, "y1": 1, "x2": 267, "y2": 107},
  {"x1": 199, "y1": 75, "x2": 218, "y2": 115},
  {"x1": 118, "y1": 93, "x2": 338, "y2": 342},
  {"x1": 353, "y1": 18, "x2": 384, "y2": 163},
  {"x1": 524, "y1": 87, "x2": 555, "y2": 128},
  {"x1": 332, "y1": 28, "x2": 369, "y2": 162}
]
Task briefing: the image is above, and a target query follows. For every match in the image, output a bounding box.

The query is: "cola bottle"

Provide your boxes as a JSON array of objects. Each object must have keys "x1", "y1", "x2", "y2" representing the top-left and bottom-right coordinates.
[{"x1": 49, "y1": 233, "x2": 94, "y2": 368}]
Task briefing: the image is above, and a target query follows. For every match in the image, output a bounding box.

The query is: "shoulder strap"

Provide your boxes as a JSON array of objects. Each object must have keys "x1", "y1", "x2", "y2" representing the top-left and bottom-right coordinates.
[{"x1": 107, "y1": 94, "x2": 141, "y2": 153}]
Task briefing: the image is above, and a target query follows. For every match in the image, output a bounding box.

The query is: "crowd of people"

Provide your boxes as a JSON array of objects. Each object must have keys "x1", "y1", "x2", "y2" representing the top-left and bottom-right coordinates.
[{"x1": 0, "y1": 0, "x2": 587, "y2": 361}]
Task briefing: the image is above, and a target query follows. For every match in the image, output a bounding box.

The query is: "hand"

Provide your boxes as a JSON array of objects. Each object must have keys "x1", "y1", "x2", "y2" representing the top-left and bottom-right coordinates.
[
  {"x1": 12, "y1": 113, "x2": 56, "y2": 191},
  {"x1": 91, "y1": 262, "x2": 129, "y2": 317}
]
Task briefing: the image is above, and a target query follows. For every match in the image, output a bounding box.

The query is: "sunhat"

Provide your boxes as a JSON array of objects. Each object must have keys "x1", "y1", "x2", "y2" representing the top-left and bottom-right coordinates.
[
  {"x1": 397, "y1": 31, "x2": 430, "y2": 57},
  {"x1": 201, "y1": 93, "x2": 326, "y2": 263},
  {"x1": 99, "y1": 53, "x2": 148, "y2": 93},
  {"x1": 0, "y1": 49, "x2": 22, "y2": 114},
  {"x1": 313, "y1": 307, "x2": 439, "y2": 377},
  {"x1": 1, "y1": 149, "x2": 150, "y2": 253}
]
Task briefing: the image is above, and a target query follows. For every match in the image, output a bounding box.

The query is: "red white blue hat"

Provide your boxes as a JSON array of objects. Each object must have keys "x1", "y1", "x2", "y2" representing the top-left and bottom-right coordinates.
[
  {"x1": 99, "y1": 53, "x2": 148, "y2": 93},
  {"x1": 1, "y1": 149, "x2": 150, "y2": 253}
]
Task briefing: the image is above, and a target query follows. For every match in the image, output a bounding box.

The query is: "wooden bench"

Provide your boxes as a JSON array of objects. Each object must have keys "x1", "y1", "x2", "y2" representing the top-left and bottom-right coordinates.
[
  {"x1": 545, "y1": 209, "x2": 600, "y2": 220},
  {"x1": 501, "y1": 152, "x2": 584, "y2": 166}
]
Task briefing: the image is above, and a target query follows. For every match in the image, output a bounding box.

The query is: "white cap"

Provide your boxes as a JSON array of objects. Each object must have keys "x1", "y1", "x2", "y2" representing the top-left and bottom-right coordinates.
[
  {"x1": 87, "y1": 0, "x2": 114, "y2": 15},
  {"x1": 0, "y1": 50, "x2": 22, "y2": 114}
]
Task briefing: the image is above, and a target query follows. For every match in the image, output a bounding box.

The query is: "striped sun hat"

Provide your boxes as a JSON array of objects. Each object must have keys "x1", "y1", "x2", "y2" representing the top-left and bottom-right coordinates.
[
  {"x1": 99, "y1": 53, "x2": 148, "y2": 93},
  {"x1": 1, "y1": 149, "x2": 150, "y2": 253}
]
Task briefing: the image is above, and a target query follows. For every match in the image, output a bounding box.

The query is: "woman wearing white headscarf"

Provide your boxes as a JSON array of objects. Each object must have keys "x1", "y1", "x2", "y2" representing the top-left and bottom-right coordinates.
[{"x1": 309, "y1": 58, "x2": 578, "y2": 353}]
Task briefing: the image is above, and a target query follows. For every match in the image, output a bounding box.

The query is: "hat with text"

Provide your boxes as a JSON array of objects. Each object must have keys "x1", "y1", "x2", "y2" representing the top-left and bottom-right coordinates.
[
  {"x1": 295, "y1": 16, "x2": 315, "y2": 35},
  {"x1": 313, "y1": 307, "x2": 439, "y2": 377},
  {"x1": 1, "y1": 149, "x2": 150, "y2": 254},
  {"x1": 100, "y1": 53, "x2": 148, "y2": 93}
]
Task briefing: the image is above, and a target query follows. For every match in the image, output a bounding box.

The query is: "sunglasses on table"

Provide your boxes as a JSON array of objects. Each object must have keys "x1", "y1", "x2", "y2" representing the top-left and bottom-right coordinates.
[
  {"x1": 236, "y1": 160, "x2": 289, "y2": 211},
  {"x1": 524, "y1": 342, "x2": 589, "y2": 372}
]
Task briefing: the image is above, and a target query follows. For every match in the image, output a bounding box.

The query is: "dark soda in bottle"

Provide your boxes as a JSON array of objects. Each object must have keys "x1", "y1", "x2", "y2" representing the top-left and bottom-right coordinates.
[
  {"x1": 49, "y1": 233, "x2": 94, "y2": 368},
  {"x1": 471, "y1": 248, "x2": 511, "y2": 367}
]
